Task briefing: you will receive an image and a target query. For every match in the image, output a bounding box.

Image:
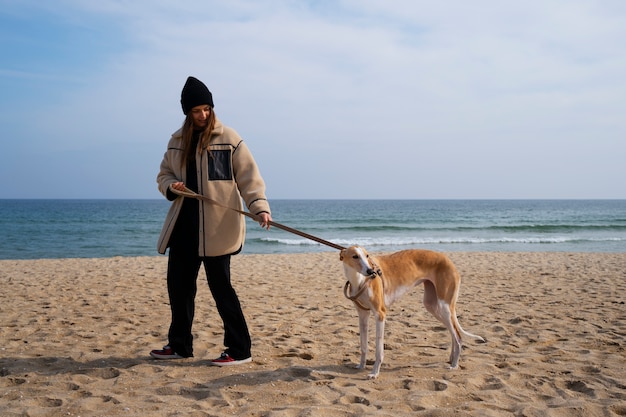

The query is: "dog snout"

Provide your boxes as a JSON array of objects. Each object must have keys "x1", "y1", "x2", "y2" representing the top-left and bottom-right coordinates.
[{"x1": 366, "y1": 268, "x2": 376, "y2": 276}]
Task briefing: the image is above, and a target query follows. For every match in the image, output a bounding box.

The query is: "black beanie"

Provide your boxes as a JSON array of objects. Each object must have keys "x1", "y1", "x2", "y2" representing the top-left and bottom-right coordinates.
[{"x1": 180, "y1": 76, "x2": 214, "y2": 115}]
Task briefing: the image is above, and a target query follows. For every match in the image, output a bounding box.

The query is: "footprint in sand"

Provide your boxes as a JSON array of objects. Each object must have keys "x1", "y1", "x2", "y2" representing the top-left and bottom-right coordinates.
[
  {"x1": 80, "y1": 367, "x2": 121, "y2": 379},
  {"x1": 278, "y1": 351, "x2": 314, "y2": 360},
  {"x1": 565, "y1": 380, "x2": 595, "y2": 397},
  {"x1": 611, "y1": 404, "x2": 626, "y2": 416},
  {"x1": 37, "y1": 397, "x2": 63, "y2": 407}
]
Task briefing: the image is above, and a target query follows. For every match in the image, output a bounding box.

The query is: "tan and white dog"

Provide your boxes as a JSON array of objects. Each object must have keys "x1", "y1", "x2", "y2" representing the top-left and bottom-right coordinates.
[{"x1": 340, "y1": 245, "x2": 485, "y2": 379}]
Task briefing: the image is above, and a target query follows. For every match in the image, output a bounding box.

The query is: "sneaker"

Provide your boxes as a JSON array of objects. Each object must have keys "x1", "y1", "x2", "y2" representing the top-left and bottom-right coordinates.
[
  {"x1": 150, "y1": 345, "x2": 184, "y2": 360},
  {"x1": 210, "y1": 352, "x2": 252, "y2": 366}
]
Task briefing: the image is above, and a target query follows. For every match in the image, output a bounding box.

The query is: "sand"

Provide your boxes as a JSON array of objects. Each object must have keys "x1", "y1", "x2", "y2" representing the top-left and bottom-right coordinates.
[{"x1": 0, "y1": 251, "x2": 624, "y2": 417}]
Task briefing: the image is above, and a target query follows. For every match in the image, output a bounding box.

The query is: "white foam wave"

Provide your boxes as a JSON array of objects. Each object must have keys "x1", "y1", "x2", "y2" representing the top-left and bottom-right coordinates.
[{"x1": 259, "y1": 236, "x2": 625, "y2": 246}]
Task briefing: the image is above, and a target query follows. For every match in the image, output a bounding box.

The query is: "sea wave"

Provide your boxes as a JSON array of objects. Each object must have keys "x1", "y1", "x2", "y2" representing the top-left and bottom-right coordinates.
[
  {"x1": 256, "y1": 236, "x2": 625, "y2": 247},
  {"x1": 295, "y1": 224, "x2": 626, "y2": 233}
]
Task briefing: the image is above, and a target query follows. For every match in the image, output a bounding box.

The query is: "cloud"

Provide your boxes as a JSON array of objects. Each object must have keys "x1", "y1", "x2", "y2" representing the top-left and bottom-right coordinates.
[{"x1": 1, "y1": 0, "x2": 625, "y2": 198}]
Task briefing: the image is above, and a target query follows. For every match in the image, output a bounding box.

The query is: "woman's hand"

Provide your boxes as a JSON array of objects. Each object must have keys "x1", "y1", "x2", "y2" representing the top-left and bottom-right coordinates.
[
  {"x1": 258, "y1": 212, "x2": 272, "y2": 230},
  {"x1": 170, "y1": 182, "x2": 186, "y2": 191}
]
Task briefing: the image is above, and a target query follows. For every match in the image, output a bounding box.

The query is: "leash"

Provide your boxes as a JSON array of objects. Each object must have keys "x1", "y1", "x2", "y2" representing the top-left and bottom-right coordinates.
[
  {"x1": 343, "y1": 261, "x2": 384, "y2": 311},
  {"x1": 343, "y1": 280, "x2": 372, "y2": 311},
  {"x1": 171, "y1": 186, "x2": 346, "y2": 251}
]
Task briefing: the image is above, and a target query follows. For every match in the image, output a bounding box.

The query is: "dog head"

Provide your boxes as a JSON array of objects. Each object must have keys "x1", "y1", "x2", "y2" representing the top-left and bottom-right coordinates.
[{"x1": 340, "y1": 246, "x2": 378, "y2": 277}]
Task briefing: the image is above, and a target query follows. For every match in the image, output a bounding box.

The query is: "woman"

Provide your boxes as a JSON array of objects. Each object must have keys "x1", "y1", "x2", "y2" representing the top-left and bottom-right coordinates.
[{"x1": 151, "y1": 76, "x2": 272, "y2": 366}]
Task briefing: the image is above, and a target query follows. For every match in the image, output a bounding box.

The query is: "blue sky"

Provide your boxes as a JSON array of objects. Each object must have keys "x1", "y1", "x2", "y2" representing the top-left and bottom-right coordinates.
[{"x1": 1, "y1": 0, "x2": 625, "y2": 199}]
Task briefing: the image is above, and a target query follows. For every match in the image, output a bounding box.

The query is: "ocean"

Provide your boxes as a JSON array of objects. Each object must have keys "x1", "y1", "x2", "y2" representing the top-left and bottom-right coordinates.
[{"x1": 0, "y1": 199, "x2": 625, "y2": 260}]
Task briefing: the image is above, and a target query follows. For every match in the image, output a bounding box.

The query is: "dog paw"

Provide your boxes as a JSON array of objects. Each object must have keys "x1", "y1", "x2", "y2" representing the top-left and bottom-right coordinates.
[{"x1": 367, "y1": 373, "x2": 379, "y2": 380}]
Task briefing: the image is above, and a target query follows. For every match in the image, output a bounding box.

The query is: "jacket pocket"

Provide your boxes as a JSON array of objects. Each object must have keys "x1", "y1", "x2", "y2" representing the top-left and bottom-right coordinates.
[{"x1": 208, "y1": 150, "x2": 233, "y2": 180}]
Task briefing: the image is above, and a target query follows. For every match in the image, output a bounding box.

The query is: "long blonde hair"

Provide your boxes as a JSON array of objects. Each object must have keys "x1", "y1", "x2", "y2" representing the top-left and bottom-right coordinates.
[{"x1": 180, "y1": 108, "x2": 216, "y2": 170}]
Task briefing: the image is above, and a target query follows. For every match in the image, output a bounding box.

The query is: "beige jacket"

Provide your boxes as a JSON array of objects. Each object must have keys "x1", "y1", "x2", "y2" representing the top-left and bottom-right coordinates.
[{"x1": 156, "y1": 117, "x2": 271, "y2": 256}]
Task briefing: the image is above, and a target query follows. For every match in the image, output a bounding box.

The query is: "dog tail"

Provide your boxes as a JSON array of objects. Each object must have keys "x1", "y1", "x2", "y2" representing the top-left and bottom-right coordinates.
[
  {"x1": 450, "y1": 266, "x2": 485, "y2": 343},
  {"x1": 453, "y1": 314, "x2": 485, "y2": 343}
]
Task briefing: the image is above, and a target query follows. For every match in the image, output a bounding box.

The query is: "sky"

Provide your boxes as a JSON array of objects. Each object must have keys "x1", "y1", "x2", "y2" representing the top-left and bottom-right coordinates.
[{"x1": 1, "y1": 0, "x2": 625, "y2": 199}]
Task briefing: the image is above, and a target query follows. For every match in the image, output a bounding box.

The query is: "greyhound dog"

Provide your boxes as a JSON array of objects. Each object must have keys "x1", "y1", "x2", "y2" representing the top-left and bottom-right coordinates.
[{"x1": 340, "y1": 245, "x2": 485, "y2": 379}]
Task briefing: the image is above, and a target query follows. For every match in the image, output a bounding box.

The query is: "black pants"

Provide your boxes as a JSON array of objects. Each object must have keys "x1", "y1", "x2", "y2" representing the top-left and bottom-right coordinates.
[{"x1": 166, "y1": 246, "x2": 251, "y2": 359}]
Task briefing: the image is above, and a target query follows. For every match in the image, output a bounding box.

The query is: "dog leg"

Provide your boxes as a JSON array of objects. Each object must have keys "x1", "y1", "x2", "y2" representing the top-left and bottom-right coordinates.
[
  {"x1": 369, "y1": 317, "x2": 385, "y2": 379},
  {"x1": 442, "y1": 305, "x2": 463, "y2": 369},
  {"x1": 423, "y1": 281, "x2": 463, "y2": 369},
  {"x1": 357, "y1": 308, "x2": 369, "y2": 370}
]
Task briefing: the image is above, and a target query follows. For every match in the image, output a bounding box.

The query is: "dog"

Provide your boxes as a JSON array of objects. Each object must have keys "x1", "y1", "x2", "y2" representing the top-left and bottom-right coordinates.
[{"x1": 340, "y1": 245, "x2": 485, "y2": 379}]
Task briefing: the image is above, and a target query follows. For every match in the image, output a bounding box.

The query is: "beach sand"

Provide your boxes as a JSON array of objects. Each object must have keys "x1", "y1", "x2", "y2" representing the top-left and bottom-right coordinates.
[{"x1": 1, "y1": 252, "x2": 625, "y2": 416}]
